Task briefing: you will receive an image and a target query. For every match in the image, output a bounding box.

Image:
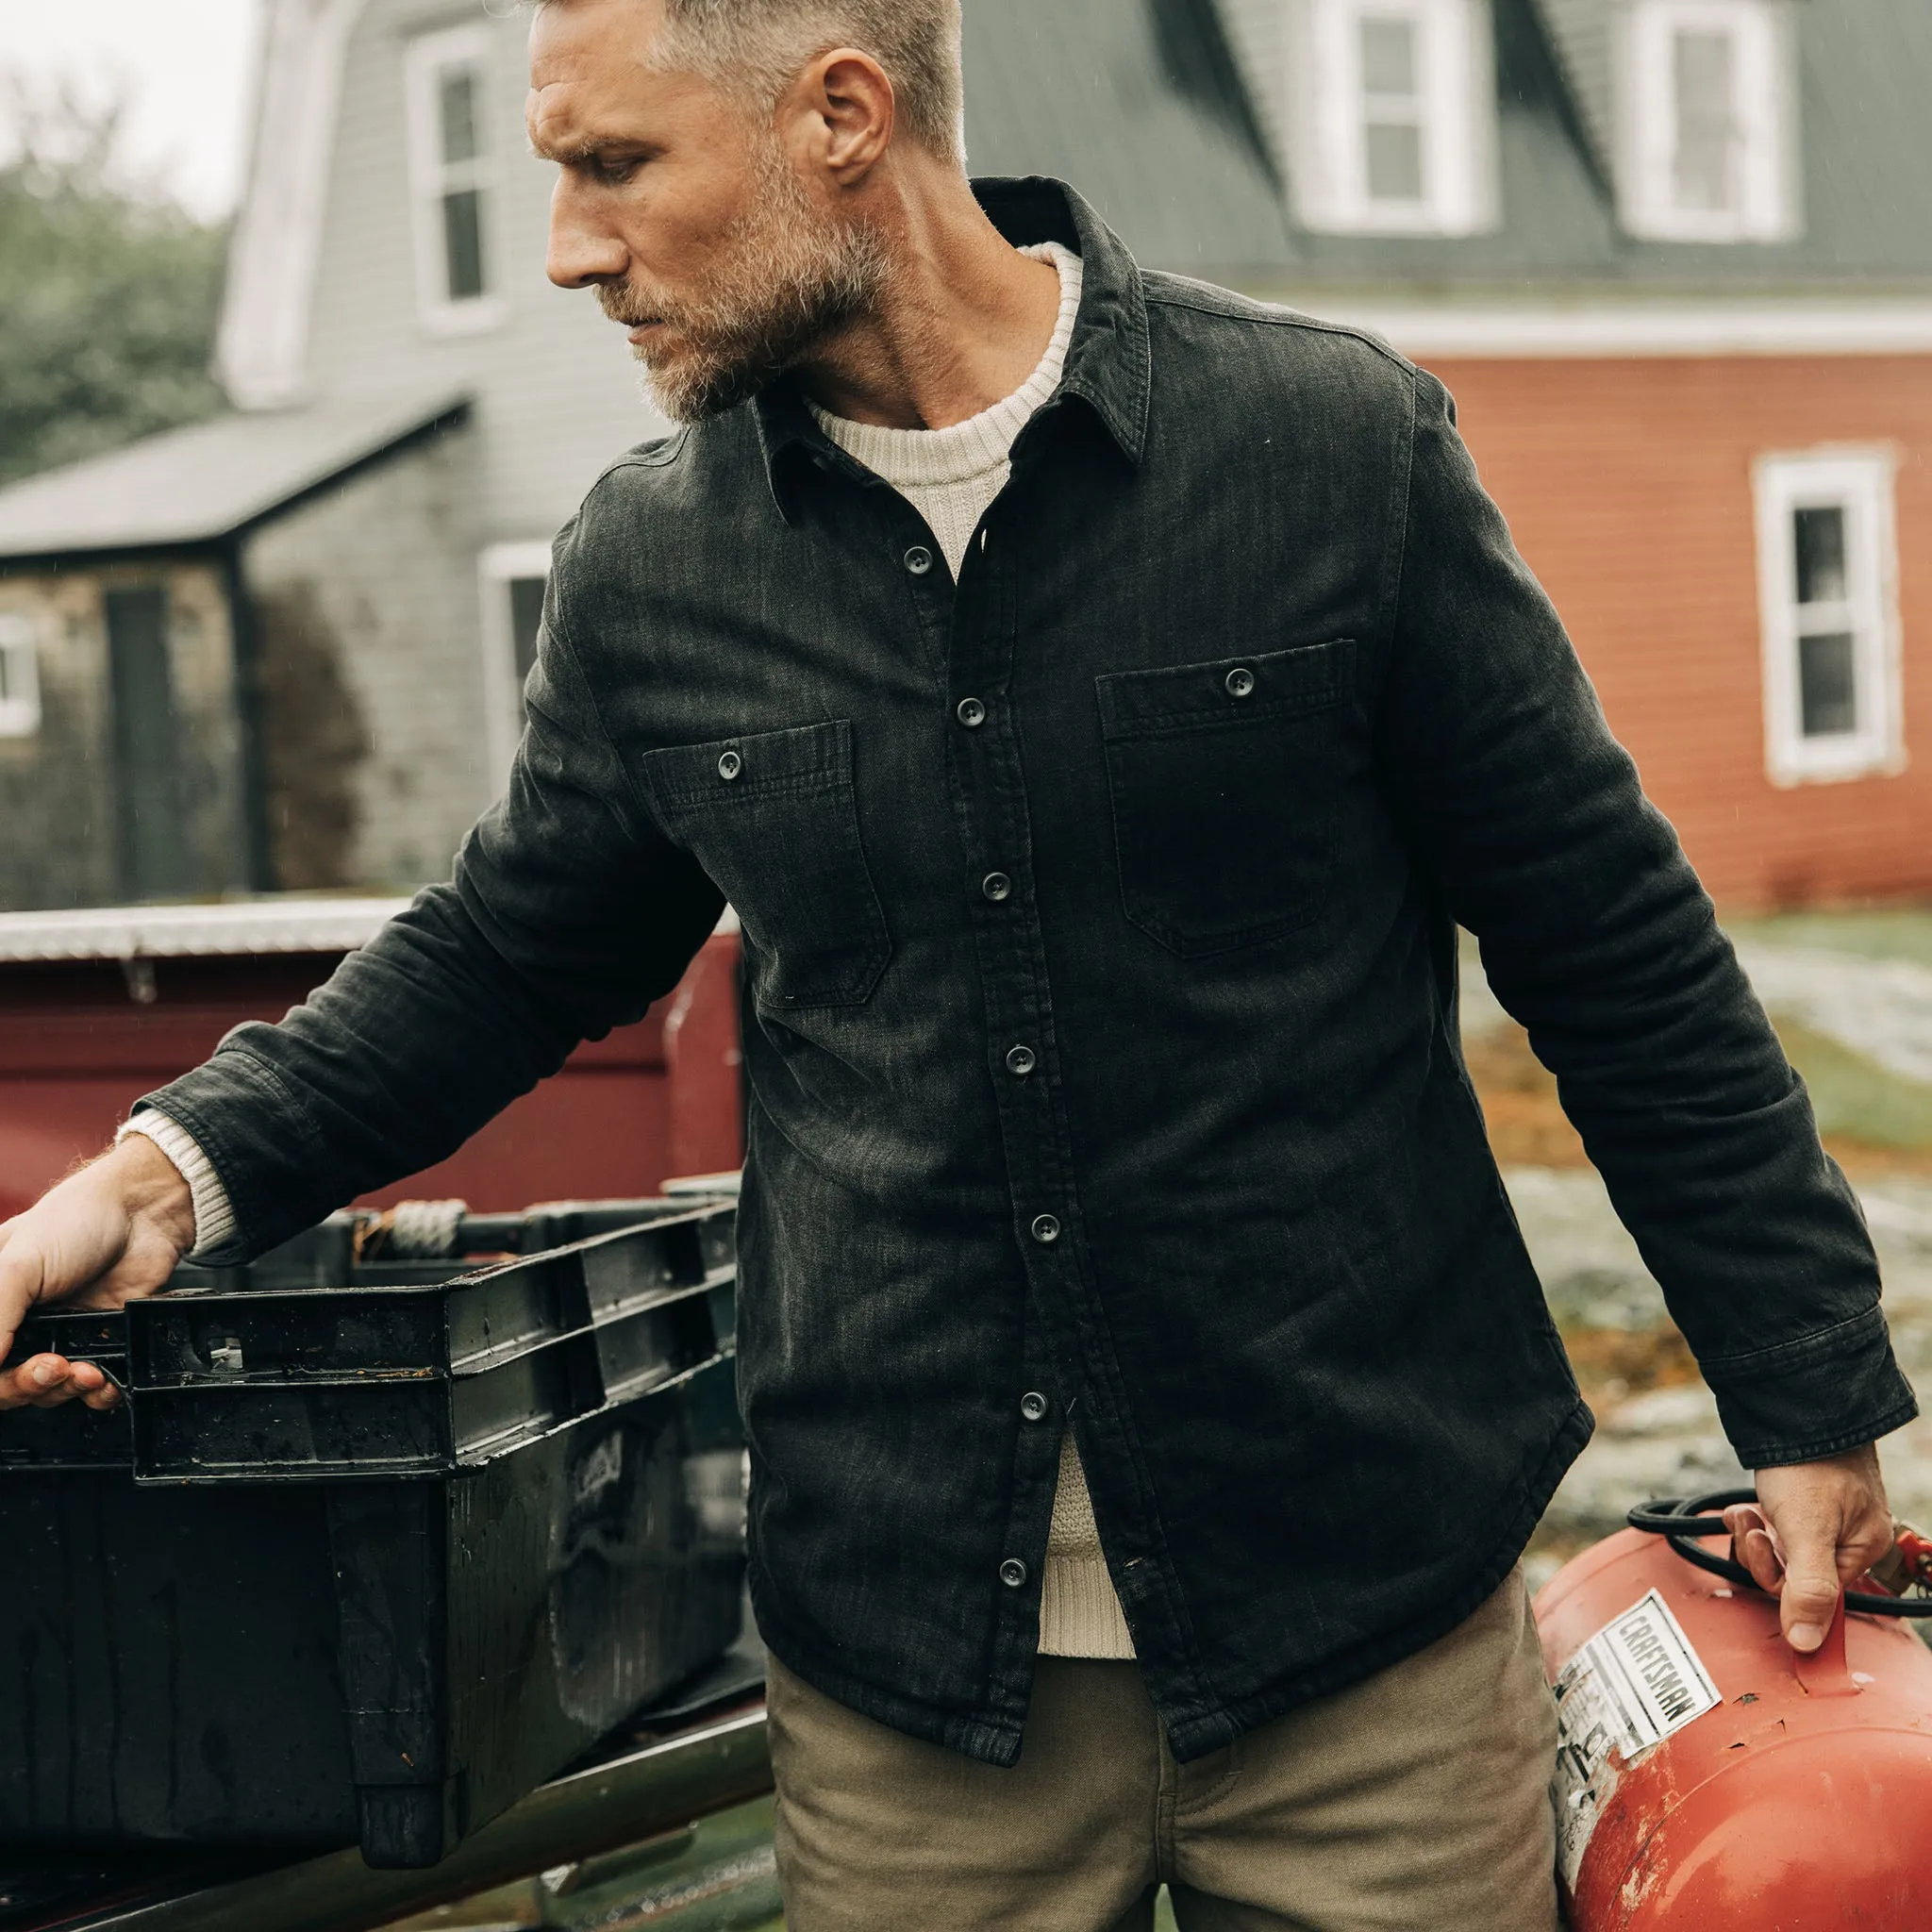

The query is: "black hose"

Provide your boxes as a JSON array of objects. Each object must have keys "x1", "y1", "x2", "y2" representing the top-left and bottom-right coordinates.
[{"x1": 1628, "y1": 1490, "x2": 1932, "y2": 1618}]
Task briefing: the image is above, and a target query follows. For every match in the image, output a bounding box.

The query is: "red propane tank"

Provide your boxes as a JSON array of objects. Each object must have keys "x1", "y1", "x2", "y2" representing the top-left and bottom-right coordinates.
[{"x1": 1535, "y1": 1524, "x2": 1932, "y2": 1927}]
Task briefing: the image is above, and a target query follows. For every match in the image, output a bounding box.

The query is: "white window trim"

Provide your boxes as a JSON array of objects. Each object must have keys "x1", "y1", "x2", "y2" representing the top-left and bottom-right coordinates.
[
  {"x1": 1617, "y1": 0, "x2": 1798, "y2": 243},
  {"x1": 479, "y1": 541, "x2": 554, "y2": 785},
  {"x1": 1286, "y1": 0, "x2": 1497, "y2": 238},
  {"x1": 404, "y1": 24, "x2": 506, "y2": 336},
  {"x1": 1755, "y1": 448, "x2": 1904, "y2": 788},
  {"x1": 0, "y1": 611, "x2": 42, "y2": 740}
]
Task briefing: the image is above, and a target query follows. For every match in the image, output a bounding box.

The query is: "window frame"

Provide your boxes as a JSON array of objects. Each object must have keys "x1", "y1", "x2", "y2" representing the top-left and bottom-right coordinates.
[
  {"x1": 1289, "y1": 0, "x2": 1497, "y2": 238},
  {"x1": 1619, "y1": 0, "x2": 1797, "y2": 243},
  {"x1": 404, "y1": 24, "x2": 505, "y2": 334},
  {"x1": 478, "y1": 541, "x2": 555, "y2": 786},
  {"x1": 0, "y1": 610, "x2": 42, "y2": 740},
  {"x1": 1754, "y1": 448, "x2": 1904, "y2": 788}
]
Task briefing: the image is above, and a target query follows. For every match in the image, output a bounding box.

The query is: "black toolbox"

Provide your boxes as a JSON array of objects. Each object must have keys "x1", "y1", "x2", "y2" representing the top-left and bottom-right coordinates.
[{"x1": 0, "y1": 1198, "x2": 746, "y2": 1871}]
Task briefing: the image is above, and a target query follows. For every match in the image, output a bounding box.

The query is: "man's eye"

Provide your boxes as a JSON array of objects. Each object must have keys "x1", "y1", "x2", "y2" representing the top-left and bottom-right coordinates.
[{"x1": 595, "y1": 156, "x2": 645, "y2": 185}]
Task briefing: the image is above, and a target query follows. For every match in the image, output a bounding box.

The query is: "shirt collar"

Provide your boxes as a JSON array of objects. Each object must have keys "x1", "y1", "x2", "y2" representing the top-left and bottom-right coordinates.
[{"x1": 754, "y1": 175, "x2": 1151, "y2": 523}]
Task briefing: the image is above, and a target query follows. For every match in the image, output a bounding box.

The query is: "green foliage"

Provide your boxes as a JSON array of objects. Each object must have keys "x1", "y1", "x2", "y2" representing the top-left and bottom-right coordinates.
[
  {"x1": 1773, "y1": 1015, "x2": 1932, "y2": 1150},
  {"x1": 0, "y1": 87, "x2": 228, "y2": 488}
]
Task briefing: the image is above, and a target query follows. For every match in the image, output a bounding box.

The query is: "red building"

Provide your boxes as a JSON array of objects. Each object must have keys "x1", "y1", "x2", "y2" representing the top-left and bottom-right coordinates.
[{"x1": 1430, "y1": 348, "x2": 1930, "y2": 909}]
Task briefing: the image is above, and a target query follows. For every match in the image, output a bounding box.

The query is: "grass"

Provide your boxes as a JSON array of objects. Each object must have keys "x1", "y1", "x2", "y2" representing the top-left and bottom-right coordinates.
[
  {"x1": 1724, "y1": 906, "x2": 1932, "y2": 968},
  {"x1": 1768, "y1": 1016, "x2": 1932, "y2": 1150}
]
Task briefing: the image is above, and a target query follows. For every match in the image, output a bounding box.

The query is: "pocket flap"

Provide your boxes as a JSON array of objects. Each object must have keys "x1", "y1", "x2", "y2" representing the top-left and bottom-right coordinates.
[
  {"x1": 641, "y1": 720, "x2": 854, "y2": 808},
  {"x1": 1096, "y1": 640, "x2": 1354, "y2": 740}
]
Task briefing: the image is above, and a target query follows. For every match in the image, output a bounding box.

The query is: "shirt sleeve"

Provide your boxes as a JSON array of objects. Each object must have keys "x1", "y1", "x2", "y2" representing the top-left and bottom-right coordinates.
[
  {"x1": 132, "y1": 570, "x2": 725, "y2": 1264},
  {"x1": 1379, "y1": 364, "x2": 1917, "y2": 1470}
]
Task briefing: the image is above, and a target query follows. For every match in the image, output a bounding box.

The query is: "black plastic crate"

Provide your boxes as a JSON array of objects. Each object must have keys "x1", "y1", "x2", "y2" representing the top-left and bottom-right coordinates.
[
  {"x1": 1, "y1": 1202, "x2": 737, "y2": 1481},
  {"x1": 0, "y1": 1198, "x2": 746, "y2": 1870},
  {"x1": 0, "y1": 1357, "x2": 745, "y2": 1869}
]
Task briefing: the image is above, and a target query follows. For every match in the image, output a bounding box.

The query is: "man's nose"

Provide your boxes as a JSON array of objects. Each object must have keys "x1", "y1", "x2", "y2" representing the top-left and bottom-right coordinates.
[{"x1": 546, "y1": 177, "x2": 628, "y2": 291}]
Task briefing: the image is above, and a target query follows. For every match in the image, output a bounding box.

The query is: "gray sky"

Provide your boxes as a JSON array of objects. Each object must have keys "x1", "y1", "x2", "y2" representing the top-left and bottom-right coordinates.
[{"x1": 0, "y1": 0, "x2": 263, "y2": 216}]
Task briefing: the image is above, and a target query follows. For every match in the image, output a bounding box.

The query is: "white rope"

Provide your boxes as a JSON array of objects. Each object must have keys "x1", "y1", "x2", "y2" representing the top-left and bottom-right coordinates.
[{"x1": 385, "y1": 1199, "x2": 469, "y2": 1258}]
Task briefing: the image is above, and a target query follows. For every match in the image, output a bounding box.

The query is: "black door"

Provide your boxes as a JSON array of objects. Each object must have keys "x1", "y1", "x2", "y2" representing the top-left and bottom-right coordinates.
[{"x1": 106, "y1": 586, "x2": 192, "y2": 901}]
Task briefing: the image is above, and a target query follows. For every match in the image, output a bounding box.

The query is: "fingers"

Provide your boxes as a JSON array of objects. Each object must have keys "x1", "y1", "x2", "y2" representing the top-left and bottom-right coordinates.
[
  {"x1": 1837, "y1": 1499, "x2": 1898, "y2": 1588},
  {"x1": 1753, "y1": 1446, "x2": 1896, "y2": 1651},
  {"x1": 1724, "y1": 1502, "x2": 1785, "y2": 1596},
  {"x1": 0, "y1": 1356, "x2": 119, "y2": 1412},
  {"x1": 1775, "y1": 1519, "x2": 1843, "y2": 1653}
]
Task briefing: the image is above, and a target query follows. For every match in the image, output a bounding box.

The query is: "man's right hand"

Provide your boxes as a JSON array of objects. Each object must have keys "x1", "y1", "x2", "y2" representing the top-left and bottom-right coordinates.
[{"x1": 0, "y1": 1135, "x2": 196, "y2": 1410}]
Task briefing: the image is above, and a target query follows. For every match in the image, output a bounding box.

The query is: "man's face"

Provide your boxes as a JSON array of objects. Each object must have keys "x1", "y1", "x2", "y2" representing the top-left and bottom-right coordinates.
[{"x1": 528, "y1": 0, "x2": 887, "y2": 421}]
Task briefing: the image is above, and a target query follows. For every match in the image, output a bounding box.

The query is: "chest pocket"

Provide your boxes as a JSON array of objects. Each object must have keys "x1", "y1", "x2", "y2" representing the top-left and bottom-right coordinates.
[
  {"x1": 639, "y1": 720, "x2": 891, "y2": 1008},
  {"x1": 1096, "y1": 640, "x2": 1356, "y2": 958}
]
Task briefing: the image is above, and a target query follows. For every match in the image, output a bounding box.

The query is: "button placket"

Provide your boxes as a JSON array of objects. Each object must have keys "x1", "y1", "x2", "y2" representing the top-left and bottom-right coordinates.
[{"x1": 941, "y1": 499, "x2": 1109, "y2": 1666}]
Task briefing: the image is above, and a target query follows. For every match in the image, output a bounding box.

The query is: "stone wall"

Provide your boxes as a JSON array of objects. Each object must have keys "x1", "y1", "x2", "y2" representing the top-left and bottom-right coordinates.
[
  {"x1": 0, "y1": 561, "x2": 247, "y2": 911},
  {"x1": 242, "y1": 420, "x2": 491, "y2": 891}
]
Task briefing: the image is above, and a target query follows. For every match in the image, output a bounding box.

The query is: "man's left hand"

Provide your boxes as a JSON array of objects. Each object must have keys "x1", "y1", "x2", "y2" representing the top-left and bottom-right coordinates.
[{"x1": 1724, "y1": 1444, "x2": 1894, "y2": 1654}]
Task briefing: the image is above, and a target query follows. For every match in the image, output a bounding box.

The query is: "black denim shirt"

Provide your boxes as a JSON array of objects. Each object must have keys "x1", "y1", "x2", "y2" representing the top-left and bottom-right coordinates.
[{"x1": 146, "y1": 179, "x2": 1916, "y2": 1766}]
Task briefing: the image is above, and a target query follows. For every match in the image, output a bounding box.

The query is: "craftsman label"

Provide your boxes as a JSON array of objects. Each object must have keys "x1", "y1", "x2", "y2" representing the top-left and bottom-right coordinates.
[{"x1": 1551, "y1": 1590, "x2": 1722, "y2": 1888}]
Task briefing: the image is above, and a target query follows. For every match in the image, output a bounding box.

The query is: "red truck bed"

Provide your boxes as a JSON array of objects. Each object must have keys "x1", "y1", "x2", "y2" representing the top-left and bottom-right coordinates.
[{"x1": 0, "y1": 901, "x2": 744, "y2": 1221}]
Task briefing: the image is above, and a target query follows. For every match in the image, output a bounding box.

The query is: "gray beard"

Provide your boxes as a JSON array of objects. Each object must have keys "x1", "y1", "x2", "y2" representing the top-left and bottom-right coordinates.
[{"x1": 622, "y1": 161, "x2": 891, "y2": 423}]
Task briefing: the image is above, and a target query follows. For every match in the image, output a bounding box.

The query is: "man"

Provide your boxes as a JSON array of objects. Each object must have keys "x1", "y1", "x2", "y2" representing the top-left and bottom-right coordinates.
[{"x1": 0, "y1": 2, "x2": 1914, "y2": 1925}]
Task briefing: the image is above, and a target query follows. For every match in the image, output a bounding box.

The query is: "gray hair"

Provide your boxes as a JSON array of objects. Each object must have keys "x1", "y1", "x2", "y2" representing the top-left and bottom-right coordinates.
[{"x1": 543, "y1": 0, "x2": 966, "y2": 166}]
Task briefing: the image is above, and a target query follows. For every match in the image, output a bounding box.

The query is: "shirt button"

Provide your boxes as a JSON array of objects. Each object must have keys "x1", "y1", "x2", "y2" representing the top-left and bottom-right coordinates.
[
  {"x1": 1031, "y1": 1214, "x2": 1061, "y2": 1245},
  {"x1": 1020, "y1": 1391, "x2": 1050, "y2": 1423},
  {"x1": 1226, "y1": 666, "x2": 1256, "y2": 699},
  {"x1": 717, "y1": 749, "x2": 743, "y2": 782},
  {"x1": 982, "y1": 873, "x2": 1013, "y2": 903},
  {"x1": 906, "y1": 545, "x2": 934, "y2": 575},
  {"x1": 957, "y1": 697, "x2": 987, "y2": 728},
  {"x1": 1000, "y1": 1558, "x2": 1028, "y2": 1589},
  {"x1": 1006, "y1": 1044, "x2": 1037, "y2": 1076}
]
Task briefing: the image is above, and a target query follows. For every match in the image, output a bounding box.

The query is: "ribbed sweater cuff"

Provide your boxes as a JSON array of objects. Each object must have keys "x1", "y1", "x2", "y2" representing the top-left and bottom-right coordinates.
[
  {"x1": 1039, "y1": 1549, "x2": 1138, "y2": 1659},
  {"x1": 118, "y1": 1110, "x2": 238, "y2": 1261}
]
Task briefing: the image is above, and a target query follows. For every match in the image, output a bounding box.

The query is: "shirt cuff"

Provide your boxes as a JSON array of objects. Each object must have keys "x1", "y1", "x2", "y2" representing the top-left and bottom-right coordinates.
[{"x1": 118, "y1": 1111, "x2": 239, "y2": 1262}]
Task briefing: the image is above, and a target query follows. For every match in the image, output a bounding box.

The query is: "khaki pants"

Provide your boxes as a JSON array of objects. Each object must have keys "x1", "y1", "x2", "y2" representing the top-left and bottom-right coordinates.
[{"x1": 767, "y1": 1571, "x2": 1558, "y2": 1931}]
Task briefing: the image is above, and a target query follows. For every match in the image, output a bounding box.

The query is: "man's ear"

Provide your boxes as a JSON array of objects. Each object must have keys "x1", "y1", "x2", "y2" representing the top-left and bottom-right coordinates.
[{"x1": 791, "y1": 47, "x2": 895, "y2": 186}]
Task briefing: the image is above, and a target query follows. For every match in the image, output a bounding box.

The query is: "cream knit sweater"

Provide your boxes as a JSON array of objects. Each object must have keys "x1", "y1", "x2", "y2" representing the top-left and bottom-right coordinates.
[
  {"x1": 129, "y1": 239, "x2": 1135, "y2": 1663},
  {"x1": 812, "y1": 242, "x2": 1136, "y2": 1660}
]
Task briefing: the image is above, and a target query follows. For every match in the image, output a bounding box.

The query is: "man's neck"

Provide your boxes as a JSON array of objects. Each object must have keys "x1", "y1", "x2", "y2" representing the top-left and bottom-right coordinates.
[{"x1": 795, "y1": 164, "x2": 1063, "y2": 433}]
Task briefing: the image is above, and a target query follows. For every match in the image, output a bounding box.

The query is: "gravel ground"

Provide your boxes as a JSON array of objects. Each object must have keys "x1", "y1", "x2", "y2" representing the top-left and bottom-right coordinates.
[{"x1": 1514, "y1": 1164, "x2": 1932, "y2": 1589}]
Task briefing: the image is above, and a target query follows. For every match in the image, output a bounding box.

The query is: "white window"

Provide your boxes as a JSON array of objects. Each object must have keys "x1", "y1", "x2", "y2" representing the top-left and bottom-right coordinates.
[
  {"x1": 405, "y1": 25, "x2": 503, "y2": 331},
  {"x1": 1287, "y1": 0, "x2": 1496, "y2": 237},
  {"x1": 479, "y1": 542, "x2": 554, "y2": 784},
  {"x1": 1619, "y1": 0, "x2": 1797, "y2": 242},
  {"x1": 1755, "y1": 451, "x2": 1902, "y2": 787},
  {"x1": 0, "y1": 612, "x2": 42, "y2": 739}
]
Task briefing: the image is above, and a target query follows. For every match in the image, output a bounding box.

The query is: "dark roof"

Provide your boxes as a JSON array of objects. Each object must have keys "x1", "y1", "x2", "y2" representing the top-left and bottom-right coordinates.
[
  {"x1": 0, "y1": 390, "x2": 469, "y2": 564},
  {"x1": 963, "y1": 0, "x2": 1297, "y2": 273},
  {"x1": 964, "y1": 0, "x2": 1932, "y2": 293}
]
